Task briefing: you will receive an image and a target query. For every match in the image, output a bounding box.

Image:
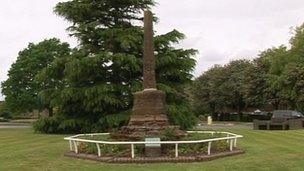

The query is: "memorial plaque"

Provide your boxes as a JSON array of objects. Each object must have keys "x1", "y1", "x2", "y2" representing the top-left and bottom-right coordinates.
[{"x1": 145, "y1": 138, "x2": 161, "y2": 147}]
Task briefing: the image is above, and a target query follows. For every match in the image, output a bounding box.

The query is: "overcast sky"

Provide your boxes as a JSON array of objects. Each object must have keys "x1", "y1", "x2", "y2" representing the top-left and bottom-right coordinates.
[{"x1": 1, "y1": 0, "x2": 304, "y2": 100}]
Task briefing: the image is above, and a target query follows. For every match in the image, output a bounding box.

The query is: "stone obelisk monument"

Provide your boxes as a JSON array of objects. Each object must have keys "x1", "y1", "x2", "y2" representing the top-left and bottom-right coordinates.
[
  {"x1": 112, "y1": 10, "x2": 184, "y2": 157},
  {"x1": 128, "y1": 10, "x2": 169, "y2": 130},
  {"x1": 143, "y1": 10, "x2": 156, "y2": 90}
]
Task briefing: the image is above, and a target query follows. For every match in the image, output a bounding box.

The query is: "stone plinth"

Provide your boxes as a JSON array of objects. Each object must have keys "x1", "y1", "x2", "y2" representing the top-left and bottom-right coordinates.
[
  {"x1": 129, "y1": 89, "x2": 169, "y2": 127},
  {"x1": 111, "y1": 89, "x2": 175, "y2": 141},
  {"x1": 111, "y1": 89, "x2": 186, "y2": 157},
  {"x1": 111, "y1": 125, "x2": 184, "y2": 141},
  {"x1": 145, "y1": 146, "x2": 162, "y2": 157}
]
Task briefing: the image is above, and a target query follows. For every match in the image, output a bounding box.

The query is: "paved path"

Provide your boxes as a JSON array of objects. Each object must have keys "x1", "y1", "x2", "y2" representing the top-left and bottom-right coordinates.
[
  {"x1": 196, "y1": 122, "x2": 253, "y2": 130},
  {"x1": 0, "y1": 121, "x2": 253, "y2": 130},
  {"x1": 0, "y1": 122, "x2": 31, "y2": 129}
]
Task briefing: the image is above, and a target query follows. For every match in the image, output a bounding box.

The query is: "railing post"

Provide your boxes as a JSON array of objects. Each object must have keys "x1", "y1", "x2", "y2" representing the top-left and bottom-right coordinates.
[
  {"x1": 69, "y1": 140, "x2": 73, "y2": 151},
  {"x1": 229, "y1": 139, "x2": 233, "y2": 151},
  {"x1": 96, "y1": 143, "x2": 101, "y2": 157},
  {"x1": 131, "y1": 144, "x2": 135, "y2": 158},
  {"x1": 234, "y1": 138, "x2": 237, "y2": 147},
  {"x1": 175, "y1": 143, "x2": 179, "y2": 157},
  {"x1": 208, "y1": 142, "x2": 212, "y2": 155},
  {"x1": 73, "y1": 141, "x2": 78, "y2": 154},
  {"x1": 226, "y1": 133, "x2": 229, "y2": 143}
]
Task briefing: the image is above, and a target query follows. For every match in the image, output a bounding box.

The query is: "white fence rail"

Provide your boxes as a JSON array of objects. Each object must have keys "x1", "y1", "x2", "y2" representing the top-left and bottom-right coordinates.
[{"x1": 64, "y1": 131, "x2": 243, "y2": 158}]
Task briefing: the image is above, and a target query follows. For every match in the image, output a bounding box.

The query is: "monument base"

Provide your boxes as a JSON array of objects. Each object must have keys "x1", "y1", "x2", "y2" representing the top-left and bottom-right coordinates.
[
  {"x1": 111, "y1": 125, "x2": 186, "y2": 157},
  {"x1": 129, "y1": 89, "x2": 169, "y2": 127},
  {"x1": 145, "y1": 146, "x2": 162, "y2": 157},
  {"x1": 111, "y1": 125, "x2": 186, "y2": 140},
  {"x1": 111, "y1": 89, "x2": 186, "y2": 156}
]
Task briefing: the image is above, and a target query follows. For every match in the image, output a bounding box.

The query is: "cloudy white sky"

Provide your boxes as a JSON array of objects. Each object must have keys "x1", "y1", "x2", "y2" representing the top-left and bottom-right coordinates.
[{"x1": 1, "y1": 0, "x2": 304, "y2": 100}]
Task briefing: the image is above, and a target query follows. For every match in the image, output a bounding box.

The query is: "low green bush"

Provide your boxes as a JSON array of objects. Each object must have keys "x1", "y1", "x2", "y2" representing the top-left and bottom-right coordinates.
[
  {"x1": 0, "y1": 118, "x2": 9, "y2": 122},
  {"x1": 211, "y1": 140, "x2": 229, "y2": 152},
  {"x1": 33, "y1": 117, "x2": 60, "y2": 133},
  {"x1": 161, "y1": 127, "x2": 183, "y2": 141},
  {"x1": 34, "y1": 110, "x2": 131, "y2": 134},
  {"x1": 167, "y1": 104, "x2": 197, "y2": 130},
  {"x1": 78, "y1": 142, "x2": 130, "y2": 157}
]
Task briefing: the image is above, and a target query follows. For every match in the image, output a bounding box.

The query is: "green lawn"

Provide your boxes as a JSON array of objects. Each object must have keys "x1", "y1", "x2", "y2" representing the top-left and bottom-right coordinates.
[{"x1": 1, "y1": 128, "x2": 304, "y2": 171}]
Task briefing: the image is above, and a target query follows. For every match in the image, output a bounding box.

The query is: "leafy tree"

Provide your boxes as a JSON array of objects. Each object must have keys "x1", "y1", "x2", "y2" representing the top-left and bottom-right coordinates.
[
  {"x1": 192, "y1": 24, "x2": 304, "y2": 115},
  {"x1": 192, "y1": 60, "x2": 253, "y2": 114},
  {"x1": 279, "y1": 63, "x2": 304, "y2": 110},
  {"x1": 192, "y1": 65, "x2": 227, "y2": 114},
  {"x1": 281, "y1": 24, "x2": 304, "y2": 110},
  {"x1": 242, "y1": 58, "x2": 268, "y2": 109},
  {"x1": 258, "y1": 24, "x2": 304, "y2": 109},
  {"x1": 289, "y1": 24, "x2": 304, "y2": 62},
  {"x1": 34, "y1": 0, "x2": 197, "y2": 133},
  {"x1": 1, "y1": 39, "x2": 70, "y2": 115},
  {"x1": 0, "y1": 102, "x2": 11, "y2": 119},
  {"x1": 257, "y1": 46, "x2": 289, "y2": 109},
  {"x1": 223, "y1": 60, "x2": 252, "y2": 112}
]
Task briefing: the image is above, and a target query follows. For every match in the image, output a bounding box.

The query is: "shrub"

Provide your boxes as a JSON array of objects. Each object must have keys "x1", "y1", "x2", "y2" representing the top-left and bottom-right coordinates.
[
  {"x1": 167, "y1": 104, "x2": 197, "y2": 130},
  {"x1": 34, "y1": 116, "x2": 91, "y2": 134},
  {"x1": 0, "y1": 104, "x2": 12, "y2": 120},
  {"x1": 161, "y1": 127, "x2": 182, "y2": 141},
  {"x1": 0, "y1": 118, "x2": 9, "y2": 122},
  {"x1": 212, "y1": 140, "x2": 229, "y2": 152},
  {"x1": 33, "y1": 117, "x2": 60, "y2": 133},
  {"x1": 78, "y1": 142, "x2": 130, "y2": 157},
  {"x1": 98, "y1": 111, "x2": 131, "y2": 131},
  {"x1": 33, "y1": 111, "x2": 131, "y2": 134}
]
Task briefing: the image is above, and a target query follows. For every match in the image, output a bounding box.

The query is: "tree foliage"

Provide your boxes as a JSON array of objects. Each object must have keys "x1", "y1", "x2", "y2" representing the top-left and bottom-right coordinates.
[
  {"x1": 192, "y1": 24, "x2": 304, "y2": 115},
  {"x1": 192, "y1": 60, "x2": 257, "y2": 114},
  {"x1": 1, "y1": 39, "x2": 70, "y2": 115}
]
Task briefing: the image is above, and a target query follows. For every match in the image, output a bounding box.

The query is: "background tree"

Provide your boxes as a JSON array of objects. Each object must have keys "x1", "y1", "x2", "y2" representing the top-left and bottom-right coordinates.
[
  {"x1": 1, "y1": 39, "x2": 70, "y2": 115},
  {"x1": 258, "y1": 46, "x2": 289, "y2": 109},
  {"x1": 34, "y1": 0, "x2": 197, "y2": 133},
  {"x1": 191, "y1": 65, "x2": 227, "y2": 114},
  {"x1": 0, "y1": 101, "x2": 11, "y2": 120},
  {"x1": 192, "y1": 24, "x2": 304, "y2": 115},
  {"x1": 192, "y1": 60, "x2": 253, "y2": 115},
  {"x1": 259, "y1": 24, "x2": 304, "y2": 109},
  {"x1": 242, "y1": 58, "x2": 268, "y2": 109}
]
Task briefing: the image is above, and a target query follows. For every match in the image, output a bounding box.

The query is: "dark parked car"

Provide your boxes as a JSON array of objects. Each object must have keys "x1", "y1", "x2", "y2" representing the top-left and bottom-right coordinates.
[
  {"x1": 253, "y1": 110, "x2": 304, "y2": 130},
  {"x1": 272, "y1": 110, "x2": 303, "y2": 119}
]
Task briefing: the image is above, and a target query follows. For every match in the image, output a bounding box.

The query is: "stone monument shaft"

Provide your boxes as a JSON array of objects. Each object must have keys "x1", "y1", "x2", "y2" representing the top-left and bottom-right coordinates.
[{"x1": 143, "y1": 10, "x2": 156, "y2": 89}]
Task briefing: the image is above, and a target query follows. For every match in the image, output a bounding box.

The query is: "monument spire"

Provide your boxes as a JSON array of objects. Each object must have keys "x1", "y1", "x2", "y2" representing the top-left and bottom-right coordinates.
[{"x1": 143, "y1": 10, "x2": 156, "y2": 90}]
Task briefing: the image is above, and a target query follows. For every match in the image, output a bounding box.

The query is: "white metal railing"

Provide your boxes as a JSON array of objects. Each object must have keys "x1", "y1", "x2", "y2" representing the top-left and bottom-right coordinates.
[{"x1": 64, "y1": 131, "x2": 243, "y2": 158}]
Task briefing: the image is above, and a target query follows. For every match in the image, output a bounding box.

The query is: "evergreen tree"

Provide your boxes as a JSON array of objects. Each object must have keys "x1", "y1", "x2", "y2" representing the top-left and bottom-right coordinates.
[{"x1": 34, "y1": 0, "x2": 197, "y2": 133}]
